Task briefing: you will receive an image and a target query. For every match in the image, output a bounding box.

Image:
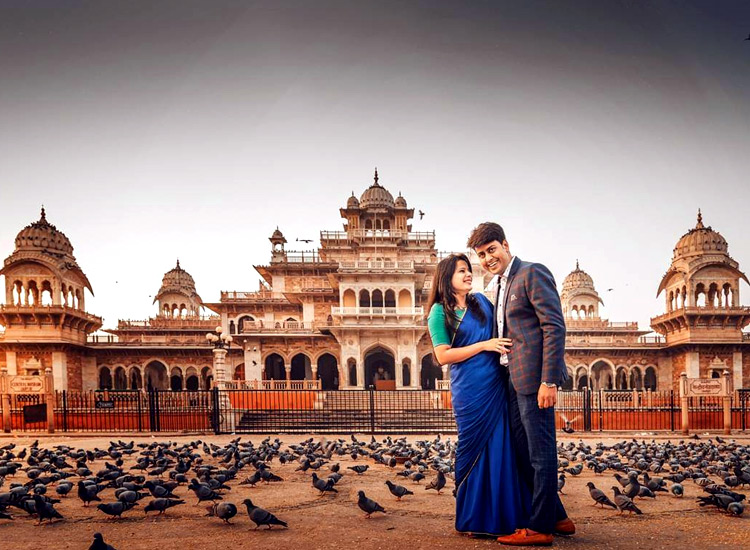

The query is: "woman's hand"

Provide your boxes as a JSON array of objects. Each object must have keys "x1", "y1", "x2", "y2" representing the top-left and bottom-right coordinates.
[{"x1": 482, "y1": 338, "x2": 512, "y2": 353}]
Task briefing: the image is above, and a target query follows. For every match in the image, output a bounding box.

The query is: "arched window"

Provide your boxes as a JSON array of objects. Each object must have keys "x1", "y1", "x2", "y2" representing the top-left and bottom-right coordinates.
[
  {"x1": 359, "y1": 289, "x2": 371, "y2": 308},
  {"x1": 695, "y1": 283, "x2": 706, "y2": 307},
  {"x1": 98, "y1": 367, "x2": 112, "y2": 390},
  {"x1": 384, "y1": 289, "x2": 396, "y2": 308},
  {"x1": 372, "y1": 289, "x2": 384, "y2": 308}
]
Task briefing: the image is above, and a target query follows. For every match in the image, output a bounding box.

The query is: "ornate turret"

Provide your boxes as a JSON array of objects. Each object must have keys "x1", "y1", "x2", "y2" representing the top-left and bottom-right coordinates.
[
  {"x1": 269, "y1": 227, "x2": 288, "y2": 263},
  {"x1": 651, "y1": 210, "x2": 750, "y2": 344},
  {"x1": 154, "y1": 260, "x2": 203, "y2": 318},
  {"x1": 561, "y1": 260, "x2": 604, "y2": 320},
  {"x1": 338, "y1": 169, "x2": 414, "y2": 236}
]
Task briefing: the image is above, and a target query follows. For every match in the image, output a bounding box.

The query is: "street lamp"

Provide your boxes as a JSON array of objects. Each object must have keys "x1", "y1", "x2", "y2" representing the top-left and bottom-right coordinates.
[{"x1": 206, "y1": 325, "x2": 232, "y2": 350}]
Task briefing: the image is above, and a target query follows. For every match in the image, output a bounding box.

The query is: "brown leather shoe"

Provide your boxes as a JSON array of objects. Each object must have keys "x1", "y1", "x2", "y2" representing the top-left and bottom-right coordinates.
[
  {"x1": 497, "y1": 528, "x2": 554, "y2": 546},
  {"x1": 554, "y1": 518, "x2": 576, "y2": 536}
]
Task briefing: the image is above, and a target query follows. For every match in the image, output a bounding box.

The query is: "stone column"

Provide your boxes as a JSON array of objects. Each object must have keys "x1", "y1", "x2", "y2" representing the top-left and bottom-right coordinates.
[
  {"x1": 5, "y1": 352, "x2": 17, "y2": 376},
  {"x1": 212, "y1": 348, "x2": 228, "y2": 388},
  {"x1": 679, "y1": 373, "x2": 689, "y2": 435},
  {"x1": 285, "y1": 364, "x2": 292, "y2": 388},
  {"x1": 51, "y1": 352, "x2": 68, "y2": 391},
  {"x1": 244, "y1": 343, "x2": 262, "y2": 383},
  {"x1": 395, "y1": 358, "x2": 404, "y2": 389},
  {"x1": 732, "y1": 352, "x2": 743, "y2": 391},
  {"x1": 0, "y1": 368, "x2": 10, "y2": 433},
  {"x1": 44, "y1": 367, "x2": 55, "y2": 434},
  {"x1": 311, "y1": 364, "x2": 318, "y2": 389},
  {"x1": 722, "y1": 370, "x2": 732, "y2": 435},
  {"x1": 211, "y1": 347, "x2": 235, "y2": 432}
]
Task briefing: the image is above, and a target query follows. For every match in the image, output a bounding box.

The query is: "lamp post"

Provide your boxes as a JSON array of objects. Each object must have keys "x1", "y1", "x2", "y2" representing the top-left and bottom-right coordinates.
[
  {"x1": 205, "y1": 325, "x2": 233, "y2": 389},
  {"x1": 205, "y1": 325, "x2": 234, "y2": 433}
]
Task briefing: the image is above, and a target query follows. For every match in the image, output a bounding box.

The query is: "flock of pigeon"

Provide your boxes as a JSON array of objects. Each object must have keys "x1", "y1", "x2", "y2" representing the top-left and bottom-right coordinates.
[{"x1": 0, "y1": 433, "x2": 748, "y2": 549}]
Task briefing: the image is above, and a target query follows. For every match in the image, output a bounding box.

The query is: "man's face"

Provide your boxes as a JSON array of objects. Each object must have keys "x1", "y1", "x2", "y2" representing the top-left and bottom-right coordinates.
[{"x1": 474, "y1": 240, "x2": 512, "y2": 276}]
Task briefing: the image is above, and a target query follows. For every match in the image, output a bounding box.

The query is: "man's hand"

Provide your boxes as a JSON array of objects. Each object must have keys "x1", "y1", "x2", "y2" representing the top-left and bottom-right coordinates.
[{"x1": 538, "y1": 384, "x2": 557, "y2": 409}]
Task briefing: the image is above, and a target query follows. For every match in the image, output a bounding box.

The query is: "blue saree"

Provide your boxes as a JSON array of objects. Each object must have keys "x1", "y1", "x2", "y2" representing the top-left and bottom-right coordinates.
[{"x1": 451, "y1": 293, "x2": 529, "y2": 536}]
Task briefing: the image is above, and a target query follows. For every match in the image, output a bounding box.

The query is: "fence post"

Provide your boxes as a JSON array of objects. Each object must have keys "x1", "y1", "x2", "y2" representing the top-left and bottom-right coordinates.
[
  {"x1": 669, "y1": 390, "x2": 675, "y2": 432},
  {"x1": 211, "y1": 387, "x2": 221, "y2": 434},
  {"x1": 742, "y1": 390, "x2": 747, "y2": 432},
  {"x1": 582, "y1": 388, "x2": 591, "y2": 432},
  {"x1": 722, "y1": 370, "x2": 732, "y2": 435},
  {"x1": 680, "y1": 373, "x2": 689, "y2": 435},
  {"x1": 598, "y1": 390, "x2": 603, "y2": 432},
  {"x1": 45, "y1": 368, "x2": 55, "y2": 434},
  {"x1": 137, "y1": 391, "x2": 143, "y2": 432},
  {"x1": 368, "y1": 385, "x2": 375, "y2": 435},
  {"x1": 62, "y1": 391, "x2": 68, "y2": 432}
]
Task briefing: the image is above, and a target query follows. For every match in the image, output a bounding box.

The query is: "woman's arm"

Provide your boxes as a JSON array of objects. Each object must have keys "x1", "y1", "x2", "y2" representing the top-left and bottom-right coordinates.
[{"x1": 433, "y1": 338, "x2": 512, "y2": 366}]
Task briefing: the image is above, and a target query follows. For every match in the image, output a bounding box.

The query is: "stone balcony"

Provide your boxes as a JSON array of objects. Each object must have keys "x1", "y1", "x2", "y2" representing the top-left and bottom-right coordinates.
[
  {"x1": 235, "y1": 320, "x2": 317, "y2": 335},
  {"x1": 338, "y1": 260, "x2": 415, "y2": 272},
  {"x1": 320, "y1": 229, "x2": 436, "y2": 246}
]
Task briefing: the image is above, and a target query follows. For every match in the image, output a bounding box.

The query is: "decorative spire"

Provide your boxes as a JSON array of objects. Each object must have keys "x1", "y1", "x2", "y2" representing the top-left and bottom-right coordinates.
[
  {"x1": 696, "y1": 208, "x2": 704, "y2": 229},
  {"x1": 176, "y1": 258, "x2": 181, "y2": 270},
  {"x1": 373, "y1": 167, "x2": 379, "y2": 186},
  {"x1": 40, "y1": 205, "x2": 47, "y2": 222},
  {"x1": 576, "y1": 259, "x2": 580, "y2": 271}
]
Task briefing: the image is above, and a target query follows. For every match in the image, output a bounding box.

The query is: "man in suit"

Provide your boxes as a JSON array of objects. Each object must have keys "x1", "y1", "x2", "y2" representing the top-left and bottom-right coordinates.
[{"x1": 468, "y1": 222, "x2": 574, "y2": 546}]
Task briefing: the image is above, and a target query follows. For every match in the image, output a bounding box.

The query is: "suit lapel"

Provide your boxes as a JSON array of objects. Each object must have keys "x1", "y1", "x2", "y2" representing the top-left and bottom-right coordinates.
[
  {"x1": 502, "y1": 257, "x2": 522, "y2": 330},
  {"x1": 493, "y1": 277, "x2": 502, "y2": 337}
]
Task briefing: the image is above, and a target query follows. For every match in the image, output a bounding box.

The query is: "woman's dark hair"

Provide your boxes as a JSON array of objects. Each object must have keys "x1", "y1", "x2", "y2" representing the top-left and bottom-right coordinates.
[
  {"x1": 467, "y1": 222, "x2": 506, "y2": 250},
  {"x1": 426, "y1": 253, "x2": 486, "y2": 341}
]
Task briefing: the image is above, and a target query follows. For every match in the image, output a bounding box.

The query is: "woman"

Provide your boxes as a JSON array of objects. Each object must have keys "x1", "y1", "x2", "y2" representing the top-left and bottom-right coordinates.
[{"x1": 427, "y1": 253, "x2": 529, "y2": 537}]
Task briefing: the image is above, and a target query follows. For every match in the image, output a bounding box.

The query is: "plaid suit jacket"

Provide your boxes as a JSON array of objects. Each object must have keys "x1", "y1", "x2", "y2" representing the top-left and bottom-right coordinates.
[{"x1": 494, "y1": 257, "x2": 567, "y2": 395}]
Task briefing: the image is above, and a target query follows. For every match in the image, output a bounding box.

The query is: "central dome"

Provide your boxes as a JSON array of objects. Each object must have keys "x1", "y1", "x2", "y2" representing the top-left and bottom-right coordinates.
[
  {"x1": 359, "y1": 169, "x2": 394, "y2": 209},
  {"x1": 672, "y1": 210, "x2": 728, "y2": 260},
  {"x1": 14, "y1": 208, "x2": 74, "y2": 256},
  {"x1": 160, "y1": 260, "x2": 196, "y2": 292}
]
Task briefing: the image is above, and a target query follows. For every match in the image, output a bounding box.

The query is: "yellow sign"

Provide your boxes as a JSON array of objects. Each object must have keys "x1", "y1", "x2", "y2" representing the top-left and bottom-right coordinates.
[{"x1": 8, "y1": 376, "x2": 45, "y2": 394}]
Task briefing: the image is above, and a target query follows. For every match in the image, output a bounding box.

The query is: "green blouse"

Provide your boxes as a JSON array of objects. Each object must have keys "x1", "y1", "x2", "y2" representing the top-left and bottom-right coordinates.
[{"x1": 427, "y1": 303, "x2": 466, "y2": 348}]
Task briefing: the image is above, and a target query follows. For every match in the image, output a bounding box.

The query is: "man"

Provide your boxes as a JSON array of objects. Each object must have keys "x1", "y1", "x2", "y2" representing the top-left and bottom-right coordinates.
[{"x1": 468, "y1": 222, "x2": 573, "y2": 546}]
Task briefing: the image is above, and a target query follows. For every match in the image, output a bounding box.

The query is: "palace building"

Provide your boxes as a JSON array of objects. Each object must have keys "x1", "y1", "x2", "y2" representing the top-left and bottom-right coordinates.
[{"x1": 1, "y1": 173, "x2": 749, "y2": 393}]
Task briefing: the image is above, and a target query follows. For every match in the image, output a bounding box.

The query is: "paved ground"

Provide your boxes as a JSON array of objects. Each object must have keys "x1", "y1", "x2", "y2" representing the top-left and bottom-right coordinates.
[{"x1": 0, "y1": 433, "x2": 748, "y2": 549}]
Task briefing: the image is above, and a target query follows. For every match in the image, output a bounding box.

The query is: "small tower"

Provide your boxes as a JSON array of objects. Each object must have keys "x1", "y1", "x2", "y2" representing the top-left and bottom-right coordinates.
[
  {"x1": 153, "y1": 259, "x2": 203, "y2": 318},
  {"x1": 269, "y1": 227, "x2": 287, "y2": 263},
  {"x1": 652, "y1": 210, "x2": 750, "y2": 344},
  {"x1": 560, "y1": 260, "x2": 604, "y2": 320},
  {"x1": 0, "y1": 208, "x2": 102, "y2": 389}
]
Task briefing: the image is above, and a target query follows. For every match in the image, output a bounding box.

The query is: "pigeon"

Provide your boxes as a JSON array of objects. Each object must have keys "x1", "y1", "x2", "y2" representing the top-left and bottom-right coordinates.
[
  {"x1": 587, "y1": 482, "x2": 616, "y2": 509},
  {"x1": 143, "y1": 498, "x2": 185, "y2": 515},
  {"x1": 559, "y1": 413, "x2": 579, "y2": 434},
  {"x1": 670, "y1": 483, "x2": 684, "y2": 497},
  {"x1": 206, "y1": 502, "x2": 237, "y2": 524},
  {"x1": 409, "y1": 471, "x2": 425, "y2": 483},
  {"x1": 242, "y1": 499, "x2": 288, "y2": 529},
  {"x1": 33, "y1": 494, "x2": 63, "y2": 525},
  {"x1": 385, "y1": 480, "x2": 414, "y2": 500},
  {"x1": 348, "y1": 465, "x2": 369, "y2": 475},
  {"x1": 89, "y1": 533, "x2": 117, "y2": 550},
  {"x1": 728, "y1": 502, "x2": 744, "y2": 517},
  {"x1": 557, "y1": 473, "x2": 566, "y2": 494},
  {"x1": 612, "y1": 487, "x2": 642, "y2": 515},
  {"x1": 311, "y1": 473, "x2": 337, "y2": 495},
  {"x1": 357, "y1": 490, "x2": 386, "y2": 518},
  {"x1": 78, "y1": 481, "x2": 102, "y2": 507},
  {"x1": 96, "y1": 501, "x2": 137, "y2": 519},
  {"x1": 425, "y1": 471, "x2": 446, "y2": 494},
  {"x1": 188, "y1": 479, "x2": 222, "y2": 503}
]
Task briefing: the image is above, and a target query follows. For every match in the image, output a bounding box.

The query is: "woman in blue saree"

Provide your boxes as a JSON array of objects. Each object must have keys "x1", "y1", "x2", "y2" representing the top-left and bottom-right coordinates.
[{"x1": 427, "y1": 253, "x2": 529, "y2": 537}]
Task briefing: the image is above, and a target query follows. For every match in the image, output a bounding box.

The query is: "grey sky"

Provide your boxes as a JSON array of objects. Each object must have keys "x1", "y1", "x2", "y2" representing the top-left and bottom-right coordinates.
[{"x1": 1, "y1": 1, "x2": 749, "y2": 330}]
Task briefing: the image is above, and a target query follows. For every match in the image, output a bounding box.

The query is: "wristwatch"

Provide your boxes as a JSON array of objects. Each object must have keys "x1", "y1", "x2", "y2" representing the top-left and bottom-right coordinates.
[{"x1": 541, "y1": 382, "x2": 557, "y2": 388}]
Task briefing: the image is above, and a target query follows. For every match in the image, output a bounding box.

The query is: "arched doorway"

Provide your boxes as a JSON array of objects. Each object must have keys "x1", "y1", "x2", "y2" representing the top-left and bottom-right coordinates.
[
  {"x1": 185, "y1": 367, "x2": 199, "y2": 391},
  {"x1": 170, "y1": 367, "x2": 184, "y2": 391},
  {"x1": 644, "y1": 367, "x2": 657, "y2": 390},
  {"x1": 364, "y1": 347, "x2": 395, "y2": 388},
  {"x1": 200, "y1": 366, "x2": 213, "y2": 390},
  {"x1": 114, "y1": 367, "x2": 127, "y2": 390},
  {"x1": 629, "y1": 367, "x2": 643, "y2": 390},
  {"x1": 145, "y1": 361, "x2": 168, "y2": 391},
  {"x1": 561, "y1": 368, "x2": 574, "y2": 390},
  {"x1": 129, "y1": 368, "x2": 142, "y2": 390},
  {"x1": 402, "y1": 358, "x2": 411, "y2": 387},
  {"x1": 234, "y1": 363, "x2": 245, "y2": 380},
  {"x1": 420, "y1": 355, "x2": 442, "y2": 389},
  {"x1": 264, "y1": 353, "x2": 285, "y2": 380},
  {"x1": 590, "y1": 360, "x2": 614, "y2": 390},
  {"x1": 317, "y1": 354, "x2": 339, "y2": 390},
  {"x1": 347, "y1": 358, "x2": 357, "y2": 387},
  {"x1": 291, "y1": 353, "x2": 312, "y2": 380},
  {"x1": 98, "y1": 367, "x2": 112, "y2": 390},
  {"x1": 615, "y1": 368, "x2": 627, "y2": 390}
]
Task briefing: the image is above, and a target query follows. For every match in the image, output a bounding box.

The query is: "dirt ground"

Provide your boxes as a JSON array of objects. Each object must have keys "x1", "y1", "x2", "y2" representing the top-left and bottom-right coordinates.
[{"x1": 1, "y1": 433, "x2": 748, "y2": 550}]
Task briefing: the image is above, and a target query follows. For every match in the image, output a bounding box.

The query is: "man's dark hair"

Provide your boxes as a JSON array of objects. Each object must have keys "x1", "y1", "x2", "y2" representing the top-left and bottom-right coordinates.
[{"x1": 467, "y1": 222, "x2": 506, "y2": 249}]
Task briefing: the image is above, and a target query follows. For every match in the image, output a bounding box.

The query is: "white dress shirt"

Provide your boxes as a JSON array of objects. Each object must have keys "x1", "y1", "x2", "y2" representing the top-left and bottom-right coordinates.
[{"x1": 496, "y1": 256, "x2": 516, "y2": 366}]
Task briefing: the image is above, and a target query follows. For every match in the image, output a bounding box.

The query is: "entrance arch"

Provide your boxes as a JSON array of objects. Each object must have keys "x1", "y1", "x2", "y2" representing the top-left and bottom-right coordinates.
[
  {"x1": 145, "y1": 361, "x2": 168, "y2": 391},
  {"x1": 590, "y1": 360, "x2": 614, "y2": 390},
  {"x1": 420, "y1": 354, "x2": 442, "y2": 389},
  {"x1": 317, "y1": 353, "x2": 339, "y2": 390},
  {"x1": 264, "y1": 353, "x2": 285, "y2": 380},
  {"x1": 291, "y1": 353, "x2": 312, "y2": 380},
  {"x1": 364, "y1": 347, "x2": 395, "y2": 388}
]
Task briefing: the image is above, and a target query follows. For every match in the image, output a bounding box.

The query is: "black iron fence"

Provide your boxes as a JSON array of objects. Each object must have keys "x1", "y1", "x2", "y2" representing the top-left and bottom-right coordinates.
[{"x1": 1, "y1": 388, "x2": 749, "y2": 434}]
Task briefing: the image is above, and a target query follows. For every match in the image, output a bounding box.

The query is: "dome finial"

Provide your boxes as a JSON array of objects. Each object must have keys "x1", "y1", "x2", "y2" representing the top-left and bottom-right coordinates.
[
  {"x1": 576, "y1": 259, "x2": 580, "y2": 271},
  {"x1": 374, "y1": 167, "x2": 379, "y2": 186},
  {"x1": 40, "y1": 205, "x2": 46, "y2": 222},
  {"x1": 696, "y1": 208, "x2": 704, "y2": 229},
  {"x1": 176, "y1": 258, "x2": 181, "y2": 270}
]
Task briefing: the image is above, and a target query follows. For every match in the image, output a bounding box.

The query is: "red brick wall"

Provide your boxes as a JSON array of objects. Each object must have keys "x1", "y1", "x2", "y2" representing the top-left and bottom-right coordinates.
[
  {"x1": 671, "y1": 353, "x2": 687, "y2": 391},
  {"x1": 66, "y1": 353, "x2": 83, "y2": 392}
]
